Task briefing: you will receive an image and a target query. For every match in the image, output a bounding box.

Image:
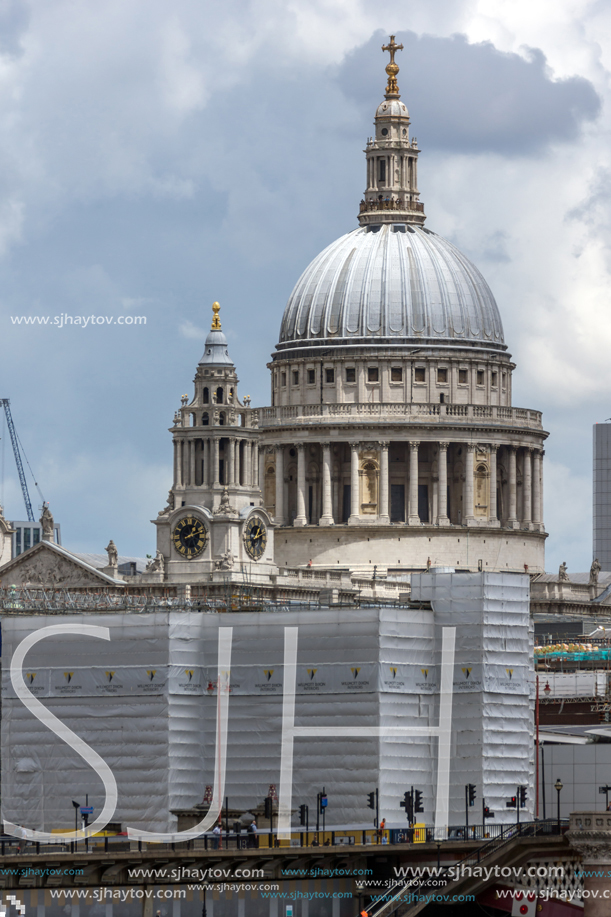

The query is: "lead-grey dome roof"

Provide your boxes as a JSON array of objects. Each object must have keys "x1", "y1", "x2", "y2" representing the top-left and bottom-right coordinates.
[
  {"x1": 277, "y1": 224, "x2": 505, "y2": 351},
  {"x1": 199, "y1": 328, "x2": 233, "y2": 366}
]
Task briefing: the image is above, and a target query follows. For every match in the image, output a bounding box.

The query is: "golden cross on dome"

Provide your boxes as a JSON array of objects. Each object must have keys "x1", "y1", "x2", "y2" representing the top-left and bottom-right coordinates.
[
  {"x1": 382, "y1": 34, "x2": 403, "y2": 98},
  {"x1": 211, "y1": 301, "x2": 221, "y2": 330}
]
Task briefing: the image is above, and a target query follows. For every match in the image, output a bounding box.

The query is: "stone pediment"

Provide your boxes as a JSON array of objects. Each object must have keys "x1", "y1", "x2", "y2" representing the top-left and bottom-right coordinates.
[{"x1": 0, "y1": 542, "x2": 125, "y2": 589}]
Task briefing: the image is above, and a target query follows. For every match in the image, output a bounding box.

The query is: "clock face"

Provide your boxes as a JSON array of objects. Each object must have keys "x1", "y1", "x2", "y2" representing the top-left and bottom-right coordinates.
[
  {"x1": 244, "y1": 515, "x2": 267, "y2": 560},
  {"x1": 172, "y1": 516, "x2": 208, "y2": 558}
]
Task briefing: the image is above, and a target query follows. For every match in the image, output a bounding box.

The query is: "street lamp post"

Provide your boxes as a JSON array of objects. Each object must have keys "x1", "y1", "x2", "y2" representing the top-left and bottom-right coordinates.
[{"x1": 554, "y1": 778, "x2": 563, "y2": 832}]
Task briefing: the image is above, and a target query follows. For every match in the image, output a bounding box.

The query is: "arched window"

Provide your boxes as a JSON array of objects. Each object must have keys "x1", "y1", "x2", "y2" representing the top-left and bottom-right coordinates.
[
  {"x1": 202, "y1": 412, "x2": 209, "y2": 426},
  {"x1": 219, "y1": 412, "x2": 226, "y2": 426},
  {"x1": 203, "y1": 387, "x2": 209, "y2": 404},
  {"x1": 216, "y1": 386, "x2": 224, "y2": 404}
]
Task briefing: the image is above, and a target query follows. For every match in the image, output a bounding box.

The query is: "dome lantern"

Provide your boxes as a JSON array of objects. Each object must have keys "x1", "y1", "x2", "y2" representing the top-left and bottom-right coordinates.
[{"x1": 359, "y1": 35, "x2": 425, "y2": 228}]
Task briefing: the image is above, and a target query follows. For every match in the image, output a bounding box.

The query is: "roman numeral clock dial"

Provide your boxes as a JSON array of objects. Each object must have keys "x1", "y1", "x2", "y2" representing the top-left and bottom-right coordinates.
[
  {"x1": 244, "y1": 516, "x2": 267, "y2": 560},
  {"x1": 172, "y1": 516, "x2": 208, "y2": 558}
]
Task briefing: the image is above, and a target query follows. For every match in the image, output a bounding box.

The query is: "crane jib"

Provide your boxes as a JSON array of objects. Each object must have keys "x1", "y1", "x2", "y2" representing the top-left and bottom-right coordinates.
[{"x1": 0, "y1": 398, "x2": 35, "y2": 522}]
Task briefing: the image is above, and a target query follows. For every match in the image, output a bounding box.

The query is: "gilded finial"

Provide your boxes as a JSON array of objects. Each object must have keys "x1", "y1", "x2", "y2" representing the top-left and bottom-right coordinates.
[
  {"x1": 382, "y1": 34, "x2": 403, "y2": 99},
  {"x1": 211, "y1": 301, "x2": 221, "y2": 330}
]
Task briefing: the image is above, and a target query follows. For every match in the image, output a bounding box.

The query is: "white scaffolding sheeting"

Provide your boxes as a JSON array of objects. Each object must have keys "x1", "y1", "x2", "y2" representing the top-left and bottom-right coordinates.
[{"x1": 1, "y1": 573, "x2": 533, "y2": 833}]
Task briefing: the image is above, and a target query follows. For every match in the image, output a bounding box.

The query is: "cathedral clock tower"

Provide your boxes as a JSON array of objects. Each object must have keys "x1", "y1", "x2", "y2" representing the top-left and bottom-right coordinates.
[{"x1": 147, "y1": 303, "x2": 276, "y2": 584}]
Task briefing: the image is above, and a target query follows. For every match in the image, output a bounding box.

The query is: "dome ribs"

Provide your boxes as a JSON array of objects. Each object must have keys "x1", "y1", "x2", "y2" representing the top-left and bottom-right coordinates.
[{"x1": 276, "y1": 224, "x2": 505, "y2": 351}]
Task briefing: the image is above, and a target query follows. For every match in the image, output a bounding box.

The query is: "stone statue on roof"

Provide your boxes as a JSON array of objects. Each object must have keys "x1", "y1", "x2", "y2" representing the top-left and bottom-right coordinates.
[
  {"x1": 590, "y1": 558, "x2": 601, "y2": 585},
  {"x1": 105, "y1": 540, "x2": 118, "y2": 568},
  {"x1": 40, "y1": 503, "x2": 54, "y2": 542}
]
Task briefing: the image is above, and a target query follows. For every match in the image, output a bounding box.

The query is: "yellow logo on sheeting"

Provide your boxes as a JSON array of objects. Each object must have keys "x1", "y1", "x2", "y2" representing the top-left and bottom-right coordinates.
[
  {"x1": 351, "y1": 668, "x2": 361, "y2": 678},
  {"x1": 26, "y1": 673, "x2": 35, "y2": 684},
  {"x1": 64, "y1": 672, "x2": 74, "y2": 683},
  {"x1": 307, "y1": 669, "x2": 317, "y2": 680},
  {"x1": 185, "y1": 670, "x2": 194, "y2": 681},
  {"x1": 462, "y1": 668, "x2": 472, "y2": 679},
  {"x1": 147, "y1": 670, "x2": 156, "y2": 681},
  {"x1": 506, "y1": 668, "x2": 513, "y2": 679},
  {"x1": 106, "y1": 671, "x2": 115, "y2": 682},
  {"x1": 264, "y1": 670, "x2": 274, "y2": 681},
  {"x1": 390, "y1": 667, "x2": 398, "y2": 678},
  {"x1": 421, "y1": 669, "x2": 428, "y2": 679}
]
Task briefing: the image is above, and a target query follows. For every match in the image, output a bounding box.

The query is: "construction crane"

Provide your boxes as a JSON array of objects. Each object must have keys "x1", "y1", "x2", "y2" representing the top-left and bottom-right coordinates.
[{"x1": 0, "y1": 399, "x2": 37, "y2": 521}]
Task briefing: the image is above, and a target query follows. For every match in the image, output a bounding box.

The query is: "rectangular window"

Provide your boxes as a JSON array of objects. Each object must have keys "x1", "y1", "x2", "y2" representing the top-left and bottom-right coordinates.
[
  {"x1": 346, "y1": 367, "x2": 356, "y2": 383},
  {"x1": 367, "y1": 366, "x2": 379, "y2": 382},
  {"x1": 391, "y1": 367, "x2": 403, "y2": 382},
  {"x1": 502, "y1": 373, "x2": 507, "y2": 388},
  {"x1": 414, "y1": 366, "x2": 426, "y2": 383},
  {"x1": 437, "y1": 368, "x2": 448, "y2": 384},
  {"x1": 378, "y1": 158, "x2": 386, "y2": 183},
  {"x1": 24, "y1": 528, "x2": 31, "y2": 551},
  {"x1": 325, "y1": 368, "x2": 335, "y2": 384},
  {"x1": 307, "y1": 369, "x2": 316, "y2": 384},
  {"x1": 458, "y1": 369, "x2": 468, "y2": 384},
  {"x1": 33, "y1": 529, "x2": 40, "y2": 546},
  {"x1": 16, "y1": 529, "x2": 21, "y2": 556},
  {"x1": 292, "y1": 370, "x2": 299, "y2": 385},
  {"x1": 281, "y1": 372, "x2": 287, "y2": 387},
  {"x1": 491, "y1": 371, "x2": 498, "y2": 387},
  {"x1": 477, "y1": 370, "x2": 485, "y2": 385}
]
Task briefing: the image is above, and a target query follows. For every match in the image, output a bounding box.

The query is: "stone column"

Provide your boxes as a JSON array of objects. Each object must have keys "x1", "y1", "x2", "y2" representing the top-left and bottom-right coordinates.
[
  {"x1": 320, "y1": 442, "x2": 334, "y2": 525},
  {"x1": 177, "y1": 440, "x2": 183, "y2": 486},
  {"x1": 173, "y1": 440, "x2": 178, "y2": 487},
  {"x1": 243, "y1": 441, "x2": 251, "y2": 487},
  {"x1": 533, "y1": 449, "x2": 543, "y2": 531},
  {"x1": 463, "y1": 444, "x2": 475, "y2": 523},
  {"x1": 438, "y1": 442, "x2": 450, "y2": 525},
  {"x1": 294, "y1": 443, "x2": 307, "y2": 526},
  {"x1": 275, "y1": 446, "x2": 285, "y2": 524},
  {"x1": 522, "y1": 447, "x2": 532, "y2": 528},
  {"x1": 348, "y1": 442, "x2": 360, "y2": 524},
  {"x1": 488, "y1": 445, "x2": 498, "y2": 524},
  {"x1": 204, "y1": 438, "x2": 210, "y2": 486},
  {"x1": 228, "y1": 439, "x2": 236, "y2": 485},
  {"x1": 189, "y1": 440, "x2": 195, "y2": 486},
  {"x1": 258, "y1": 446, "x2": 265, "y2": 494},
  {"x1": 212, "y1": 438, "x2": 220, "y2": 486},
  {"x1": 236, "y1": 440, "x2": 242, "y2": 486},
  {"x1": 508, "y1": 446, "x2": 518, "y2": 528},
  {"x1": 379, "y1": 441, "x2": 390, "y2": 523},
  {"x1": 408, "y1": 441, "x2": 420, "y2": 525},
  {"x1": 567, "y1": 812, "x2": 611, "y2": 916}
]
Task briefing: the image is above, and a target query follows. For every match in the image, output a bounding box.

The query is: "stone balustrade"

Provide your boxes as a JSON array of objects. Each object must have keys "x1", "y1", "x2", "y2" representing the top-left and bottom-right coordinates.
[{"x1": 259, "y1": 402, "x2": 543, "y2": 430}]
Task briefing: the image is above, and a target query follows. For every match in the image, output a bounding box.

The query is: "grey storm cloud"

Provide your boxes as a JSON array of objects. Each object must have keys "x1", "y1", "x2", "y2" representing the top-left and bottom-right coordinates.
[{"x1": 337, "y1": 30, "x2": 601, "y2": 155}]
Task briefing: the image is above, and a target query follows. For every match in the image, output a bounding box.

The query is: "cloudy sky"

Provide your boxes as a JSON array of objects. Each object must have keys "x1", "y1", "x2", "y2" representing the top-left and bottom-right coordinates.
[{"x1": 0, "y1": 0, "x2": 608, "y2": 573}]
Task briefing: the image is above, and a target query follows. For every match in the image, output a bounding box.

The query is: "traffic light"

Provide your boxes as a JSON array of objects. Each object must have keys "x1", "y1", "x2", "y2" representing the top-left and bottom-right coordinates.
[
  {"x1": 264, "y1": 797, "x2": 273, "y2": 820},
  {"x1": 400, "y1": 791, "x2": 414, "y2": 823},
  {"x1": 468, "y1": 784, "x2": 476, "y2": 807},
  {"x1": 299, "y1": 804, "x2": 308, "y2": 826},
  {"x1": 319, "y1": 793, "x2": 328, "y2": 814},
  {"x1": 414, "y1": 789, "x2": 423, "y2": 814},
  {"x1": 483, "y1": 806, "x2": 495, "y2": 819},
  {"x1": 506, "y1": 796, "x2": 517, "y2": 808},
  {"x1": 519, "y1": 786, "x2": 527, "y2": 809},
  {"x1": 367, "y1": 792, "x2": 376, "y2": 810}
]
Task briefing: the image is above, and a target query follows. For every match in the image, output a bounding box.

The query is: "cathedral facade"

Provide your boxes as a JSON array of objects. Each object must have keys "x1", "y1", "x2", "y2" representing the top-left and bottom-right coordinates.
[{"x1": 158, "y1": 37, "x2": 547, "y2": 583}]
